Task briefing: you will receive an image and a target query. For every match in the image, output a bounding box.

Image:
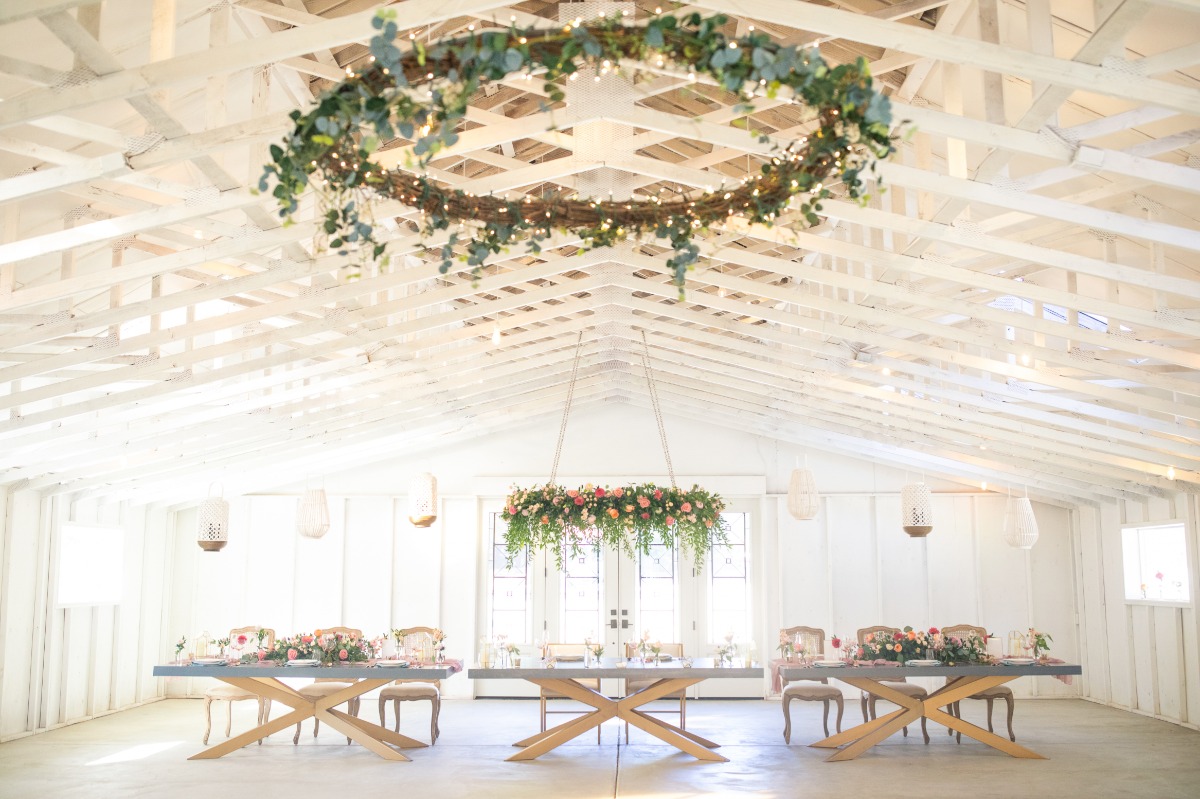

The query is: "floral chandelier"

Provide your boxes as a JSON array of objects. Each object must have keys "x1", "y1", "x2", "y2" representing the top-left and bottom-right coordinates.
[
  {"x1": 501, "y1": 333, "x2": 729, "y2": 567},
  {"x1": 260, "y1": 10, "x2": 896, "y2": 294}
]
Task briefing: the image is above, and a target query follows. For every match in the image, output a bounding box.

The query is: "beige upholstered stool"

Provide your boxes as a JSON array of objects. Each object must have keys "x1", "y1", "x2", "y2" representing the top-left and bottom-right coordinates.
[
  {"x1": 941, "y1": 623, "x2": 1016, "y2": 742},
  {"x1": 377, "y1": 626, "x2": 442, "y2": 743},
  {"x1": 293, "y1": 626, "x2": 363, "y2": 746},
  {"x1": 779, "y1": 626, "x2": 843, "y2": 741},
  {"x1": 856, "y1": 626, "x2": 930, "y2": 744}
]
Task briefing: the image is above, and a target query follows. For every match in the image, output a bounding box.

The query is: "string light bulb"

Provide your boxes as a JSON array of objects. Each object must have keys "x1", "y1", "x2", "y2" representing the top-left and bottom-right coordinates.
[{"x1": 491, "y1": 324, "x2": 501, "y2": 345}]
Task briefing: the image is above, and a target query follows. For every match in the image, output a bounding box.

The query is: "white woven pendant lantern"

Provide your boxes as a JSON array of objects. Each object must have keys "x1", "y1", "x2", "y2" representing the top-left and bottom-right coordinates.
[
  {"x1": 297, "y1": 488, "x2": 330, "y2": 539},
  {"x1": 196, "y1": 484, "x2": 229, "y2": 552},
  {"x1": 900, "y1": 482, "x2": 933, "y2": 537},
  {"x1": 408, "y1": 472, "x2": 438, "y2": 527},
  {"x1": 1004, "y1": 497, "x2": 1039, "y2": 549},
  {"x1": 786, "y1": 468, "x2": 820, "y2": 520}
]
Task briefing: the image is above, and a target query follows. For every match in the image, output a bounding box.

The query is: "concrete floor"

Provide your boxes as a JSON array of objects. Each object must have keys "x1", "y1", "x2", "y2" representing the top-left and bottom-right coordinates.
[{"x1": 1, "y1": 698, "x2": 1197, "y2": 799}]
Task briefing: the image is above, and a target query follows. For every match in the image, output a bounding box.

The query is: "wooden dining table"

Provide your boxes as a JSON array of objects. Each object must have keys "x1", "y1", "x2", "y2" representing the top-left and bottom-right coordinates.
[
  {"x1": 153, "y1": 661, "x2": 460, "y2": 760},
  {"x1": 779, "y1": 661, "x2": 1082, "y2": 761},
  {"x1": 467, "y1": 658, "x2": 762, "y2": 762}
]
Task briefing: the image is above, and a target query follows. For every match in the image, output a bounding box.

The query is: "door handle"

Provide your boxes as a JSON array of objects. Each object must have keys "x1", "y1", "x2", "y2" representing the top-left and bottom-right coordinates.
[
  {"x1": 621, "y1": 620, "x2": 629, "y2": 629},
  {"x1": 609, "y1": 619, "x2": 618, "y2": 629}
]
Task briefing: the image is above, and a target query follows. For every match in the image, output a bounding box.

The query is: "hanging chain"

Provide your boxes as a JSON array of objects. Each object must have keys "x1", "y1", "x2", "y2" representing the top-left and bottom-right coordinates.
[
  {"x1": 641, "y1": 331, "x2": 676, "y2": 489},
  {"x1": 548, "y1": 331, "x2": 584, "y2": 485}
]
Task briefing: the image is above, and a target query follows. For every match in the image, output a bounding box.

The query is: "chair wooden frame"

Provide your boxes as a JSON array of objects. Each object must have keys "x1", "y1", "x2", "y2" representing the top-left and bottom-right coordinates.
[
  {"x1": 855, "y1": 626, "x2": 929, "y2": 744},
  {"x1": 540, "y1": 644, "x2": 602, "y2": 743},
  {"x1": 294, "y1": 626, "x2": 363, "y2": 745},
  {"x1": 941, "y1": 623, "x2": 1016, "y2": 743},
  {"x1": 622, "y1": 642, "x2": 686, "y2": 743},
  {"x1": 377, "y1": 626, "x2": 442, "y2": 743},
  {"x1": 202, "y1": 626, "x2": 274, "y2": 745},
  {"x1": 779, "y1": 626, "x2": 843, "y2": 741}
]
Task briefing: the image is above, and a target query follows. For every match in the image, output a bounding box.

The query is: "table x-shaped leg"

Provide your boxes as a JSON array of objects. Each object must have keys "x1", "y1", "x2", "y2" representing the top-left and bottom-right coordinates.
[
  {"x1": 510, "y1": 677, "x2": 719, "y2": 761},
  {"x1": 810, "y1": 674, "x2": 1048, "y2": 761},
  {"x1": 188, "y1": 677, "x2": 426, "y2": 761}
]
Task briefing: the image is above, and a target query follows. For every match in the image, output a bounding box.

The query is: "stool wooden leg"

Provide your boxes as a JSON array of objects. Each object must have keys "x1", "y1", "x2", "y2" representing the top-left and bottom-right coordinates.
[
  {"x1": 834, "y1": 695, "x2": 844, "y2": 733},
  {"x1": 202, "y1": 697, "x2": 213, "y2": 745},
  {"x1": 821, "y1": 699, "x2": 830, "y2": 738},
  {"x1": 782, "y1": 695, "x2": 793, "y2": 744}
]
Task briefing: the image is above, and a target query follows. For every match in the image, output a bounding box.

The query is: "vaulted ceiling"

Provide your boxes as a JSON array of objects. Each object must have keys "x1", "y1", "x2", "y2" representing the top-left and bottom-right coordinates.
[{"x1": 0, "y1": 0, "x2": 1198, "y2": 508}]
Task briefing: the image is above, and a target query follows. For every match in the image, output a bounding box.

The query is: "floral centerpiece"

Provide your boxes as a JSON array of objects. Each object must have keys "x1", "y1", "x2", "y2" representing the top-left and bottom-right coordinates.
[
  {"x1": 857, "y1": 627, "x2": 936, "y2": 664},
  {"x1": 716, "y1": 632, "x2": 738, "y2": 665},
  {"x1": 264, "y1": 630, "x2": 372, "y2": 665},
  {"x1": 502, "y1": 482, "x2": 728, "y2": 567},
  {"x1": 777, "y1": 630, "x2": 795, "y2": 660}
]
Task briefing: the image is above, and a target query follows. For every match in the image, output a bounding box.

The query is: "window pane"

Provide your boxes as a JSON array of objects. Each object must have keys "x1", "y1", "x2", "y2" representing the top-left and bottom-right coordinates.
[
  {"x1": 490, "y1": 514, "x2": 529, "y2": 640},
  {"x1": 1122, "y1": 523, "x2": 1191, "y2": 602},
  {"x1": 708, "y1": 512, "x2": 751, "y2": 644}
]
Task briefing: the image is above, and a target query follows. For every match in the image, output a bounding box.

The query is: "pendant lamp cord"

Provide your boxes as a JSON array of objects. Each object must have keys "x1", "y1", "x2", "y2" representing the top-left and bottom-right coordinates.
[
  {"x1": 642, "y1": 331, "x2": 676, "y2": 489},
  {"x1": 548, "y1": 331, "x2": 585, "y2": 485}
]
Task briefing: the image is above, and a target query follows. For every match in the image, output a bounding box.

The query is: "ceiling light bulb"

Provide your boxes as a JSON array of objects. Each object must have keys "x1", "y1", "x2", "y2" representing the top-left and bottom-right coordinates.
[
  {"x1": 1167, "y1": 466, "x2": 1176, "y2": 480},
  {"x1": 881, "y1": 367, "x2": 891, "y2": 376},
  {"x1": 981, "y1": 482, "x2": 987, "y2": 491},
  {"x1": 491, "y1": 325, "x2": 501, "y2": 345},
  {"x1": 1020, "y1": 354, "x2": 1032, "y2": 365}
]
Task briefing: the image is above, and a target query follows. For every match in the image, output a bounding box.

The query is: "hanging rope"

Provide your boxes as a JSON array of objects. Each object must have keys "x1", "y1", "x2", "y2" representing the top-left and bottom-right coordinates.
[
  {"x1": 548, "y1": 331, "x2": 584, "y2": 485},
  {"x1": 641, "y1": 331, "x2": 676, "y2": 489}
]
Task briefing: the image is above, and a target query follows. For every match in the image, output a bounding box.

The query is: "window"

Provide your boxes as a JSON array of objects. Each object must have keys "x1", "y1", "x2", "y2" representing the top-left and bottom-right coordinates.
[
  {"x1": 1122, "y1": 522, "x2": 1191, "y2": 603},
  {"x1": 708, "y1": 512, "x2": 750, "y2": 643},
  {"x1": 57, "y1": 524, "x2": 123, "y2": 606},
  {"x1": 488, "y1": 513, "x2": 530, "y2": 640},
  {"x1": 561, "y1": 545, "x2": 602, "y2": 642}
]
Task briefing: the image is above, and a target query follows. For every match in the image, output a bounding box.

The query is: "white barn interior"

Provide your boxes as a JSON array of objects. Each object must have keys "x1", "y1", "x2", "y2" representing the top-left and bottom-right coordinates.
[{"x1": 0, "y1": 0, "x2": 1198, "y2": 794}]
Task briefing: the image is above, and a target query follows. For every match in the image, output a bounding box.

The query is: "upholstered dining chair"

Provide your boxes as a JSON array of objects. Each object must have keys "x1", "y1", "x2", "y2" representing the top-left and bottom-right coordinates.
[
  {"x1": 856, "y1": 625, "x2": 930, "y2": 744},
  {"x1": 293, "y1": 626, "x2": 364, "y2": 745},
  {"x1": 941, "y1": 623, "x2": 1016, "y2": 743},
  {"x1": 202, "y1": 626, "x2": 274, "y2": 745},
  {"x1": 622, "y1": 641, "x2": 686, "y2": 743},
  {"x1": 378, "y1": 626, "x2": 442, "y2": 743},
  {"x1": 540, "y1": 643, "x2": 602, "y2": 743},
  {"x1": 779, "y1": 626, "x2": 843, "y2": 742}
]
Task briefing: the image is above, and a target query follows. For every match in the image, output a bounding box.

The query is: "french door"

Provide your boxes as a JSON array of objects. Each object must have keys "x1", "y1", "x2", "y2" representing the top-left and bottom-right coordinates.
[{"x1": 477, "y1": 504, "x2": 759, "y2": 697}]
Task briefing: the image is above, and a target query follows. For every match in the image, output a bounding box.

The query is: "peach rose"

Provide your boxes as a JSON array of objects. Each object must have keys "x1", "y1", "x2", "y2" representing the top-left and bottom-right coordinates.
[
  {"x1": 608, "y1": 508, "x2": 620, "y2": 519},
  {"x1": 287, "y1": 648, "x2": 298, "y2": 660},
  {"x1": 665, "y1": 516, "x2": 675, "y2": 526},
  {"x1": 681, "y1": 502, "x2": 692, "y2": 512},
  {"x1": 613, "y1": 487, "x2": 624, "y2": 498}
]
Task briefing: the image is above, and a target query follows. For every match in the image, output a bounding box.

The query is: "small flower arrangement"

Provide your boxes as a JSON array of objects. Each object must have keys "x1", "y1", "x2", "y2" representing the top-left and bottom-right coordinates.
[
  {"x1": 174, "y1": 635, "x2": 187, "y2": 662},
  {"x1": 777, "y1": 630, "x2": 795, "y2": 658},
  {"x1": 1027, "y1": 628, "x2": 1052, "y2": 658},
  {"x1": 717, "y1": 632, "x2": 738, "y2": 664}
]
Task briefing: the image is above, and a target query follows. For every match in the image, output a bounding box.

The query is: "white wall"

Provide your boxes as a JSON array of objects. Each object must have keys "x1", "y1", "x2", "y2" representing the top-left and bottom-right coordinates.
[
  {"x1": 164, "y1": 405, "x2": 1080, "y2": 701},
  {"x1": 0, "y1": 491, "x2": 167, "y2": 741},
  {"x1": 1076, "y1": 494, "x2": 1200, "y2": 730}
]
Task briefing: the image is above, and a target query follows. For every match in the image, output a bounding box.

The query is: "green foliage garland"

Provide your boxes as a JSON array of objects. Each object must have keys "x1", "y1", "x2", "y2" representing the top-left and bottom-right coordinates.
[
  {"x1": 260, "y1": 11, "x2": 896, "y2": 294},
  {"x1": 502, "y1": 482, "x2": 728, "y2": 568}
]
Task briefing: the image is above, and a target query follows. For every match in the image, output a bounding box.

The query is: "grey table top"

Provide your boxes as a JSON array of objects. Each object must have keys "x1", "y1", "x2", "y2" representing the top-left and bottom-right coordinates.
[
  {"x1": 467, "y1": 657, "x2": 762, "y2": 679},
  {"x1": 778, "y1": 662, "x2": 1082, "y2": 679},
  {"x1": 152, "y1": 662, "x2": 460, "y2": 679}
]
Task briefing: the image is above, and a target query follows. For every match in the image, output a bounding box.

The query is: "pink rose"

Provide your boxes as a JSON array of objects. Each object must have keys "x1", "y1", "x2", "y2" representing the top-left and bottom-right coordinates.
[
  {"x1": 567, "y1": 489, "x2": 579, "y2": 498},
  {"x1": 287, "y1": 648, "x2": 298, "y2": 660},
  {"x1": 508, "y1": 505, "x2": 517, "y2": 515},
  {"x1": 574, "y1": 495, "x2": 584, "y2": 505},
  {"x1": 237, "y1": 634, "x2": 248, "y2": 645},
  {"x1": 594, "y1": 487, "x2": 606, "y2": 497},
  {"x1": 928, "y1": 627, "x2": 939, "y2": 635},
  {"x1": 641, "y1": 512, "x2": 650, "y2": 519},
  {"x1": 301, "y1": 635, "x2": 313, "y2": 644},
  {"x1": 638, "y1": 496, "x2": 650, "y2": 508},
  {"x1": 681, "y1": 502, "x2": 692, "y2": 513},
  {"x1": 339, "y1": 649, "x2": 349, "y2": 660},
  {"x1": 696, "y1": 501, "x2": 704, "y2": 509},
  {"x1": 257, "y1": 650, "x2": 266, "y2": 661},
  {"x1": 613, "y1": 487, "x2": 624, "y2": 498},
  {"x1": 653, "y1": 489, "x2": 663, "y2": 500},
  {"x1": 666, "y1": 516, "x2": 675, "y2": 526}
]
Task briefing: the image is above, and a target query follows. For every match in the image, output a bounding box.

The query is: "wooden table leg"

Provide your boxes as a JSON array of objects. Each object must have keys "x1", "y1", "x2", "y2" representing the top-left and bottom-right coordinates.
[
  {"x1": 508, "y1": 710, "x2": 613, "y2": 761},
  {"x1": 810, "y1": 707, "x2": 906, "y2": 749}
]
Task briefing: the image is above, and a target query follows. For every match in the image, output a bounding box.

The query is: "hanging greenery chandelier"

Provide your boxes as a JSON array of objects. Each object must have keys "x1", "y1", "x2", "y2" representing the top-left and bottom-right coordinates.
[
  {"x1": 260, "y1": 10, "x2": 896, "y2": 294},
  {"x1": 501, "y1": 333, "x2": 729, "y2": 567}
]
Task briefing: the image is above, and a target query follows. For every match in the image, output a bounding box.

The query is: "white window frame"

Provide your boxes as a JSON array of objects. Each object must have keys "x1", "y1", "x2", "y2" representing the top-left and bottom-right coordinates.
[{"x1": 1121, "y1": 520, "x2": 1193, "y2": 608}]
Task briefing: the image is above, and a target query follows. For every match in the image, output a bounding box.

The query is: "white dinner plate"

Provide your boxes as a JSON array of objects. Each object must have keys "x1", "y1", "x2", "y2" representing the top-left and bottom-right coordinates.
[
  {"x1": 375, "y1": 660, "x2": 410, "y2": 667},
  {"x1": 814, "y1": 660, "x2": 845, "y2": 668},
  {"x1": 285, "y1": 658, "x2": 320, "y2": 666},
  {"x1": 1001, "y1": 657, "x2": 1036, "y2": 666},
  {"x1": 906, "y1": 659, "x2": 940, "y2": 667},
  {"x1": 191, "y1": 657, "x2": 226, "y2": 666},
  {"x1": 554, "y1": 654, "x2": 584, "y2": 662}
]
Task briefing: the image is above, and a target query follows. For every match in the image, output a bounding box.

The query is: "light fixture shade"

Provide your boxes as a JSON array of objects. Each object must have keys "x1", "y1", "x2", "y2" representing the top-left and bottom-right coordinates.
[
  {"x1": 1004, "y1": 497, "x2": 1039, "y2": 549},
  {"x1": 408, "y1": 472, "x2": 438, "y2": 527},
  {"x1": 900, "y1": 482, "x2": 933, "y2": 537},
  {"x1": 297, "y1": 488, "x2": 331, "y2": 539},
  {"x1": 786, "y1": 468, "x2": 819, "y2": 520},
  {"x1": 196, "y1": 485, "x2": 229, "y2": 551}
]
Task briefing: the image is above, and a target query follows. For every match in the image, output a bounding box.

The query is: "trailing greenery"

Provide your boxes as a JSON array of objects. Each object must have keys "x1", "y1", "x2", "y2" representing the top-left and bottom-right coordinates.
[
  {"x1": 260, "y1": 10, "x2": 895, "y2": 294},
  {"x1": 502, "y1": 482, "x2": 728, "y2": 568}
]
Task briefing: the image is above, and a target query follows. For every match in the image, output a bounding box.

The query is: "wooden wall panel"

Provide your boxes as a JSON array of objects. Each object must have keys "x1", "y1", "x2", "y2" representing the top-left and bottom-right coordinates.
[{"x1": 343, "y1": 496, "x2": 394, "y2": 635}]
